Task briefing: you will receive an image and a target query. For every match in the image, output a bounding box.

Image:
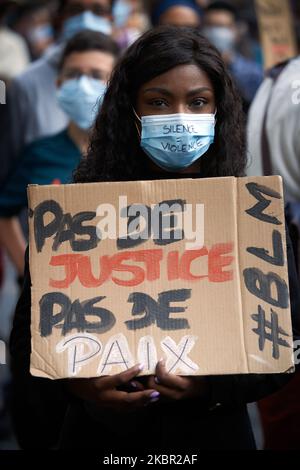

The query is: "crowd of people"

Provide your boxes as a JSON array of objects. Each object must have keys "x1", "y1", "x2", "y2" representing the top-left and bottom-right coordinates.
[{"x1": 0, "y1": 0, "x2": 300, "y2": 451}]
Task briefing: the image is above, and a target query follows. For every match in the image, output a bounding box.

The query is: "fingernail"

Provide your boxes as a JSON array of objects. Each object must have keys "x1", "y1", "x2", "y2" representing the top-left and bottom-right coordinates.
[
  {"x1": 159, "y1": 358, "x2": 165, "y2": 366},
  {"x1": 130, "y1": 381, "x2": 137, "y2": 388},
  {"x1": 150, "y1": 391, "x2": 160, "y2": 399},
  {"x1": 150, "y1": 397, "x2": 159, "y2": 404},
  {"x1": 154, "y1": 376, "x2": 160, "y2": 384},
  {"x1": 137, "y1": 363, "x2": 144, "y2": 371}
]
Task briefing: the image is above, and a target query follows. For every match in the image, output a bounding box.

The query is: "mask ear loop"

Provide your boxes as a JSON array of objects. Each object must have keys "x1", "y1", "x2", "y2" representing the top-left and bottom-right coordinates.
[{"x1": 132, "y1": 107, "x2": 141, "y2": 138}]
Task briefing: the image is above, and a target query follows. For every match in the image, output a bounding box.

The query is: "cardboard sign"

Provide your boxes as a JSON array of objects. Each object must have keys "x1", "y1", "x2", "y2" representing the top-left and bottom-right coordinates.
[
  {"x1": 255, "y1": 0, "x2": 297, "y2": 70},
  {"x1": 28, "y1": 176, "x2": 294, "y2": 379}
]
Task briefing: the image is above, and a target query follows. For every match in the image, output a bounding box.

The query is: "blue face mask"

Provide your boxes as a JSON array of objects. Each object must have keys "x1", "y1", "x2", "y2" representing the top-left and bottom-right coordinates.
[
  {"x1": 113, "y1": 0, "x2": 132, "y2": 28},
  {"x1": 61, "y1": 11, "x2": 112, "y2": 41},
  {"x1": 137, "y1": 113, "x2": 216, "y2": 171},
  {"x1": 202, "y1": 26, "x2": 236, "y2": 54},
  {"x1": 57, "y1": 76, "x2": 107, "y2": 130}
]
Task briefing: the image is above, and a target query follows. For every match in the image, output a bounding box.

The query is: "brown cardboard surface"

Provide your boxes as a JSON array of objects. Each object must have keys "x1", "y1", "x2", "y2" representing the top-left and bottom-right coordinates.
[
  {"x1": 255, "y1": 0, "x2": 297, "y2": 70},
  {"x1": 28, "y1": 176, "x2": 294, "y2": 379}
]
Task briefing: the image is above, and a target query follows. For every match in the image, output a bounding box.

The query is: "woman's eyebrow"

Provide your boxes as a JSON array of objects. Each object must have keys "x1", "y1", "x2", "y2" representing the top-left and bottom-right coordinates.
[
  {"x1": 186, "y1": 87, "x2": 213, "y2": 96},
  {"x1": 142, "y1": 87, "x2": 173, "y2": 96},
  {"x1": 142, "y1": 86, "x2": 213, "y2": 96}
]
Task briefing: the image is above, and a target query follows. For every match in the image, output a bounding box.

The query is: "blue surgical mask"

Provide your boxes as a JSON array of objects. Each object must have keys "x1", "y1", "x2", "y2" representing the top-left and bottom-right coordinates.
[
  {"x1": 61, "y1": 11, "x2": 112, "y2": 41},
  {"x1": 113, "y1": 0, "x2": 132, "y2": 28},
  {"x1": 136, "y1": 113, "x2": 215, "y2": 171},
  {"x1": 28, "y1": 23, "x2": 54, "y2": 44},
  {"x1": 57, "y1": 76, "x2": 107, "y2": 130},
  {"x1": 202, "y1": 26, "x2": 235, "y2": 54}
]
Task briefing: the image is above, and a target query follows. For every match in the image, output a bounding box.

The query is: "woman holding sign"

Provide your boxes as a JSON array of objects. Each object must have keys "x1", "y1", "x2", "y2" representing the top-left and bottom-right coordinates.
[{"x1": 11, "y1": 26, "x2": 300, "y2": 451}]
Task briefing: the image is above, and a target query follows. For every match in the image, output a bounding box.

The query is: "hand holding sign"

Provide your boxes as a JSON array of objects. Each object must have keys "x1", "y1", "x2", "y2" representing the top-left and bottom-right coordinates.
[
  {"x1": 67, "y1": 363, "x2": 160, "y2": 411},
  {"x1": 147, "y1": 359, "x2": 209, "y2": 402}
]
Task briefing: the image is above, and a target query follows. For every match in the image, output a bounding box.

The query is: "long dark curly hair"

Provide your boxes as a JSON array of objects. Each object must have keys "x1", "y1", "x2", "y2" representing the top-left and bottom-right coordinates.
[{"x1": 74, "y1": 26, "x2": 246, "y2": 183}]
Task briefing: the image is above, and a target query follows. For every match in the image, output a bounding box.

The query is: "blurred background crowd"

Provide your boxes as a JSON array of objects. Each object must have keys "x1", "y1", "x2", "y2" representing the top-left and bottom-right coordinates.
[{"x1": 0, "y1": 0, "x2": 300, "y2": 451}]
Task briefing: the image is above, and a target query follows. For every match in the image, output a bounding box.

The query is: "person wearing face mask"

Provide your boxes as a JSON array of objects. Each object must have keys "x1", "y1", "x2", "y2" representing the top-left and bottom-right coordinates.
[
  {"x1": 112, "y1": 0, "x2": 150, "y2": 50},
  {"x1": 59, "y1": 0, "x2": 113, "y2": 39},
  {"x1": 0, "y1": 30, "x2": 118, "y2": 286},
  {"x1": 9, "y1": 0, "x2": 55, "y2": 60},
  {"x1": 0, "y1": 0, "x2": 115, "y2": 187},
  {"x1": 202, "y1": 1, "x2": 263, "y2": 110},
  {"x1": 10, "y1": 27, "x2": 300, "y2": 451}
]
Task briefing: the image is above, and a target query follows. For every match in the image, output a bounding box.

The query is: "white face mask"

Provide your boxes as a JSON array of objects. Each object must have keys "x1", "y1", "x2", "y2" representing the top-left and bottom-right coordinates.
[
  {"x1": 203, "y1": 26, "x2": 236, "y2": 53},
  {"x1": 136, "y1": 112, "x2": 216, "y2": 171}
]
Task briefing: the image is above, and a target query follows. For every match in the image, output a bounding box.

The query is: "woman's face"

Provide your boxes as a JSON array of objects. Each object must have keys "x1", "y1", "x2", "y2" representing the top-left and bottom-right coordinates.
[
  {"x1": 136, "y1": 64, "x2": 216, "y2": 174},
  {"x1": 136, "y1": 64, "x2": 215, "y2": 117}
]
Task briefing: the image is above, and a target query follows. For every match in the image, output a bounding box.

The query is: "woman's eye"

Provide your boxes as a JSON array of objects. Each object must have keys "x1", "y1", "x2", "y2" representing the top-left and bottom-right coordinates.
[
  {"x1": 149, "y1": 99, "x2": 168, "y2": 107},
  {"x1": 92, "y1": 72, "x2": 103, "y2": 80},
  {"x1": 64, "y1": 72, "x2": 78, "y2": 79},
  {"x1": 191, "y1": 98, "x2": 207, "y2": 107}
]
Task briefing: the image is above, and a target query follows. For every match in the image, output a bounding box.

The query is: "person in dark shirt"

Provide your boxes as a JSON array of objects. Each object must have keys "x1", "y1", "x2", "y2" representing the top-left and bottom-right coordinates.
[{"x1": 0, "y1": 30, "x2": 119, "y2": 279}]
